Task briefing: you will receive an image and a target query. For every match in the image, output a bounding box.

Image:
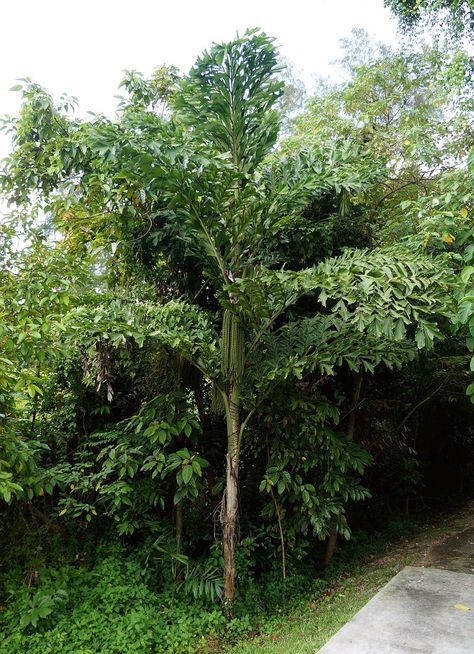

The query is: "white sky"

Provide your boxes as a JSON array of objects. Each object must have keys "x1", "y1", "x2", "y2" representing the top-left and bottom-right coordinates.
[
  {"x1": 0, "y1": 0, "x2": 399, "y2": 113},
  {"x1": 0, "y1": 0, "x2": 399, "y2": 163}
]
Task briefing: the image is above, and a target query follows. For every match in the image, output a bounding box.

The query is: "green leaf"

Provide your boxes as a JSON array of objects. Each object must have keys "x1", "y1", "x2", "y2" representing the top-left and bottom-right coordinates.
[
  {"x1": 461, "y1": 266, "x2": 474, "y2": 284},
  {"x1": 191, "y1": 459, "x2": 202, "y2": 476},
  {"x1": 182, "y1": 465, "x2": 193, "y2": 485},
  {"x1": 458, "y1": 301, "x2": 474, "y2": 325},
  {"x1": 415, "y1": 329, "x2": 425, "y2": 349}
]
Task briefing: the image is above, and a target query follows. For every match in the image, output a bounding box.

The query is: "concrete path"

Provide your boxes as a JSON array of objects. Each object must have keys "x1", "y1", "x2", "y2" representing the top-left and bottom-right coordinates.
[{"x1": 317, "y1": 566, "x2": 474, "y2": 653}]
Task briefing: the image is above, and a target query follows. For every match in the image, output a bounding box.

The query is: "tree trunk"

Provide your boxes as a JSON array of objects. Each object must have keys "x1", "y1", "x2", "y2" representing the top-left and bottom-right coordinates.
[
  {"x1": 346, "y1": 371, "x2": 363, "y2": 442},
  {"x1": 323, "y1": 531, "x2": 338, "y2": 566},
  {"x1": 222, "y1": 383, "x2": 240, "y2": 617},
  {"x1": 30, "y1": 362, "x2": 41, "y2": 435},
  {"x1": 270, "y1": 487, "x2": 287, "y2": 579},
  {"x1": 323, "y1": 371, "x2": 363, "y2": 566},
  {"x1": 175, "y1": 499, "x2": 183, "y2": 581}
]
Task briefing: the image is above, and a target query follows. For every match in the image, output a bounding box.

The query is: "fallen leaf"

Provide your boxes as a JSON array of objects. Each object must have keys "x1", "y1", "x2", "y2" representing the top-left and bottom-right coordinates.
[{"x1": 454, "y1": 604, "x2": 471, "y2": 612}]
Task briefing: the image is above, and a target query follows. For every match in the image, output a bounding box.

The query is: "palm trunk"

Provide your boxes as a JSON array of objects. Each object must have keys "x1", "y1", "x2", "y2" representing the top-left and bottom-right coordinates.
[
  {"x1": 222, "y1": 382, "x2": 240, "y2": 617},
  {"x1": 220, "y1": 308, "x2": 245, "y2": 616}
]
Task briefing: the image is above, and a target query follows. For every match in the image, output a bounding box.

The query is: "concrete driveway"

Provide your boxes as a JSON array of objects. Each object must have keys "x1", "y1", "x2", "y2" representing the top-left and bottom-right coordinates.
[{"x1": 316, "y1": 566, "x2": 474, "y2": 653}]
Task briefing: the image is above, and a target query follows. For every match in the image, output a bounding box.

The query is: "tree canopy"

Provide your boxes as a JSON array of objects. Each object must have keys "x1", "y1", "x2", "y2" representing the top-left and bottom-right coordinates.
[{"x1": 386, "y1": 0, "x2": 474, "y2": 40}]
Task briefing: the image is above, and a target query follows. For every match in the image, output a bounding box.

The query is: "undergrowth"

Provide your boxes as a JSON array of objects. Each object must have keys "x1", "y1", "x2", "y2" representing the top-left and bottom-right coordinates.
[{"x1": 0, "y1": 512, "x2": 446, "y2": 654}]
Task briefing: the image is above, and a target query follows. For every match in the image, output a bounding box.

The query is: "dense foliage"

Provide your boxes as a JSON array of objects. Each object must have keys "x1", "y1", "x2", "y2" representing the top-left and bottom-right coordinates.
[{"x1": 0, "y1": 27, "x2": 473, "y2": 653}]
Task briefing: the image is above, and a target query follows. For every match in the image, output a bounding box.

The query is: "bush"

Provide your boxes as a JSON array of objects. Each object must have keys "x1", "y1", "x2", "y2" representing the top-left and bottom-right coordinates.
[{"x1": 0, "y1": 545, "x2": 226, "y2": 654}]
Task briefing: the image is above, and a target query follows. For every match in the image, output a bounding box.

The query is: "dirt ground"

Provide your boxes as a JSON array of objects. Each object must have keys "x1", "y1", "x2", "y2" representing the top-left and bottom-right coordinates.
[{"x1": 404, "y1": 501, "x2": 474, "y2": 575}]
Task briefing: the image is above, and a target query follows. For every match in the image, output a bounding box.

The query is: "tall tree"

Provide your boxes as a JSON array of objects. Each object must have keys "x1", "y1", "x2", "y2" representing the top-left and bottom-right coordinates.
[{"x1": 1, "y1": 30, "x2": 455, "y2": 613}]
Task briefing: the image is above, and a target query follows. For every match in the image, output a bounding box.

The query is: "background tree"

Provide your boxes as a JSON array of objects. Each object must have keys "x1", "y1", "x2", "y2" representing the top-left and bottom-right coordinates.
[{"x1": 386, "y1": 0, "x2": 474, "y2": 40}]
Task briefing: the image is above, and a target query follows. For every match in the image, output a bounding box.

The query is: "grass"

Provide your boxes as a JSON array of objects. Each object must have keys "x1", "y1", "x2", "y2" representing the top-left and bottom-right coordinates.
[
  {"x1": 210, "y1": 505, "x2": 473, "y2": 654},
  {"x1": 223, "y1": 552, "x2": 419, "y2": 654}
]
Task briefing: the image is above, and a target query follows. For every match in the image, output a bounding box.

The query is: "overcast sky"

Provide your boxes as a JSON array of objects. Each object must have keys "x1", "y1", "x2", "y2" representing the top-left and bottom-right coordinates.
[
  {"x1": 0, "y1": 0, "x2": 399, "y2": 112},
  {"x1": 0, "y1": 0, "x2": 399, "y2": 164}
]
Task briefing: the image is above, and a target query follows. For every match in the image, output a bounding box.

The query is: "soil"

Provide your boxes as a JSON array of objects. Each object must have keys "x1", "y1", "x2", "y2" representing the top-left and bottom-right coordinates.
[
  {"x1": 423, "y1": 528, "x2": 474, "y2": 575},
  {"x1": 407, "y1": 501, "x2": 474, "y2": 575}
]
